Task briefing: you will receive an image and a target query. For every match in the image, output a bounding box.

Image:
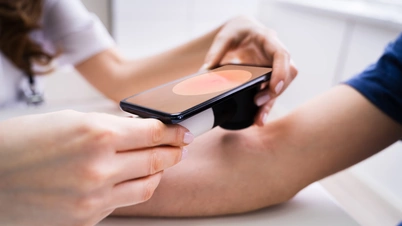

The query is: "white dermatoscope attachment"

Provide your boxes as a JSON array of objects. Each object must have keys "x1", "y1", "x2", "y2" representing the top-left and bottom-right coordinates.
[{"x1": 178, "y1": 108, "x2": 215, "y2": 137}]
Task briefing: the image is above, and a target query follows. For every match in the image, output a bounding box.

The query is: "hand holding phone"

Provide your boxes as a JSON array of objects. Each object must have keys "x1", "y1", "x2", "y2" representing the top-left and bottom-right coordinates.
[{"x1": 120, "y1": 65, "x2": 272, "y2": 136}]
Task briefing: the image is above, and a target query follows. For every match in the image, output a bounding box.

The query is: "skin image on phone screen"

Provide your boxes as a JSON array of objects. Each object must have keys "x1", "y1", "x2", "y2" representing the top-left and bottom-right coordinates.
[{"x1": 120, "y1": 64, "x2": 272, "y2": 124}]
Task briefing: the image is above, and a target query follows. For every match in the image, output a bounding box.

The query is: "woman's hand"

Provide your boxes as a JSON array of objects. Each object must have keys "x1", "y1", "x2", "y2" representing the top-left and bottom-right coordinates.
[
  {"x1": 202, "y1": 16, "x2": 298, "y2": 126},
  {"x1": 0, "y1": 110, "x2": 192, "y2": 226}
]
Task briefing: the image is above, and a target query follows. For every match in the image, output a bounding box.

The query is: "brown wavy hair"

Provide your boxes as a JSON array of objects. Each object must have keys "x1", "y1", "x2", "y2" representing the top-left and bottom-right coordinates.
[{"x1": 0, "y1": 0, "x2": 53, "y2": 76}]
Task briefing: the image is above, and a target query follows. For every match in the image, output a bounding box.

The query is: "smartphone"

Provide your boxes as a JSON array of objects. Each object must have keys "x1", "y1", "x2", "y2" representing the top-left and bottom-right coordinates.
[{"x1": 120, "y1": 64, "x2": 271, "y2": 134}]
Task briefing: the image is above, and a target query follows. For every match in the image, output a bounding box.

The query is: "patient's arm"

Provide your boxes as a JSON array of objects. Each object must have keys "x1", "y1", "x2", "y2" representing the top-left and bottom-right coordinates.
[{"x1": 112, "y1": 85, "x2": 402, "y2": 217}]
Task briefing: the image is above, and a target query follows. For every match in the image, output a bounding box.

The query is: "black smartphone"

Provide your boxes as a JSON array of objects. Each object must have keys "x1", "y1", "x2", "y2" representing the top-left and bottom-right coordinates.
[{"x1": 120, "y1": 64, "x2": 271, "y2": 134}]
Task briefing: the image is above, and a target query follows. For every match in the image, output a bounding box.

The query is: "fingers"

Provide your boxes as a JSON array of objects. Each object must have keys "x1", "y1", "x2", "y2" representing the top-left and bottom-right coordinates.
[
  {"x1": 90, "y1": 209, "x2": 114, "y2": 226},
  {"x1": 254, "y1": 84, "x2": 271, "y2": 107},
  {"x1": 201, "y1": 34, "x2": 236, "y2": 70},
  {"x1": 254, "y1": 98, "x2": 276, "y2": 126},
  {"x1": 220, "y1": 42, "x2": 267, "y2": 66},
  {"x1": 262, "y1": 37, "x2": 298, "y2": 101},
  {"x1": 269, "y1": 51, "x2": 292, "y2": 95},
  {"x1": 112, "y1": 146, "x2": 184, "y2": 182},
  {"x1": 251, "y1": 36, "x2": 297, "y2": 125},
  {"x1": 110, "y1": 117, "x2": 194, "y2": 151},
  {"x1": 109, "y1": 172, "x2": 163, "y2": 208}
]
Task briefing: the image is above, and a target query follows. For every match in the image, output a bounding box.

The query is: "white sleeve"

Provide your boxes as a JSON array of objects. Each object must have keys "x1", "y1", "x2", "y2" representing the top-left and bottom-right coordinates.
[{"x1": 43, "y1": 0, "x2": 115, "y2": 66}]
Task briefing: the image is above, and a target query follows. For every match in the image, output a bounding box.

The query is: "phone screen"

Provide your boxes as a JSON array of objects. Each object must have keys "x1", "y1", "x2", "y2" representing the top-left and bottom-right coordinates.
[{"x1": 121, "y1": 65, "x2": 272, "y2": 120}]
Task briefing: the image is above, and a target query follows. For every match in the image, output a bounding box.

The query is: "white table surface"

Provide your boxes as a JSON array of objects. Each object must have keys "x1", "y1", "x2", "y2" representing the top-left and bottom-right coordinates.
[
  {"x1": 99, "y1": 183, "x2": 358, "y2": 226},
  {"x1": 0, "y1": 99, "x2": 359, "y2": 226}
]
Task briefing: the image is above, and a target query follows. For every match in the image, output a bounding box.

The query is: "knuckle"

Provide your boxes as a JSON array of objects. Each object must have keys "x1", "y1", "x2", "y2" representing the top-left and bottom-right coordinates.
[
  {"x1": 280, "y1": 49, "x2": 291, "y2": 60},
  {"x1": 76, "y1": 114, "x2": 99, "y2": 134},
  {"x1": 81, "y1": 164, "x2": 110, "y2": 190},
  {"x1": 174, "y1": 148, "x2": 182, "y2": 165},
  {"x1": 74, "y1": 194, "x2": 103, "y2": 215},
  {"x1": 78, "y1": 115, "x2": 115, "y2": 147},
  {"x1": 148, "y1": 148, "x2": 163, "y2": 174},
  {"x1": 291, "y1": 65, "x2": 299, "y2": 79},
  {"x1": 92, "y1": 128, "x2": 114, "y2": 147},
  {"x1": 141, "y1": 178, "x2": 157, "y2": 202},
  {"x1": 263, "y1": 104, "x2": 272, "y2": 112},
  {"x1": 174, "y1": 126, "x2": 184, "y2": 145},
  {"x1": 148, "y1": 119, "x2": 165, "y2": 145}
]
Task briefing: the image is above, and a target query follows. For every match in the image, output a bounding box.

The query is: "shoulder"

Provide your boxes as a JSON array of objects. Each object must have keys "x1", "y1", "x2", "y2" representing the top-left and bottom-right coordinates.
[
  {"x1": 40, "y1": 0, "x2": 115, "y2": 66},
  {"x1": 41, "y1": 0, "x2": 94, "y2": 39}
]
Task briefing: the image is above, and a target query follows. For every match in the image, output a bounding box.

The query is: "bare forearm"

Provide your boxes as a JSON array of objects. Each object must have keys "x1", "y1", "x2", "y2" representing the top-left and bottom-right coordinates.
[
  {"x1": 76, "y1": 27, "x2": 220, "y2": 101},
  {"x1": 275, "y1": 85, "x2": 402, "y2": 184}
]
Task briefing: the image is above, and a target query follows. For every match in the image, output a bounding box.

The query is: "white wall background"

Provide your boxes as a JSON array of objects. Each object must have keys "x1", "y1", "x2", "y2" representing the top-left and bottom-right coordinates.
[
  {"x1": 82, "y1": 0, "x2": 111, "y2": 32},
  {"x1": 112, "y1": 0, "x2": 260, "y2": 58}
]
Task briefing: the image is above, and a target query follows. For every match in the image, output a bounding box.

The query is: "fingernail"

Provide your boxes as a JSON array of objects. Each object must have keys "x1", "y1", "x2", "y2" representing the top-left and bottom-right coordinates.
[
  {"x1": 199, "y1": 63, "x2": 210, "y2": 71},
  {"x1": 183, "y1": 132, "x2": 194, "y2": 144},
  {"x1": 262, "y1": 113, "x2": 269, "y2": 125},
  {"x1": 255, "y1": 94, "x2": 271, "y2": 106},
  {"x1": 181, "y1": 148, "x2": 189, "y2": 160},
  {"x1": 275, "y1": 80, "x2": 284, "y2": 94}
]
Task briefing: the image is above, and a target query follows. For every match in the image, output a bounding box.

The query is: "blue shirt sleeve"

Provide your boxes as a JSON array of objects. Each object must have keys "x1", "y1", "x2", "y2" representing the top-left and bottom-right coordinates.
[{"x1": 344, "y1": 33, "x2": 402, "y2": 125}]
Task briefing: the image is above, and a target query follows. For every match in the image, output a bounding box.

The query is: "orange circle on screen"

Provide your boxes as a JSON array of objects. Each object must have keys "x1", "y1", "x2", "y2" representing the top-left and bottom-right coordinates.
[{"x1": 173, "y1": 70, "x2": 252, "y2": 96}]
